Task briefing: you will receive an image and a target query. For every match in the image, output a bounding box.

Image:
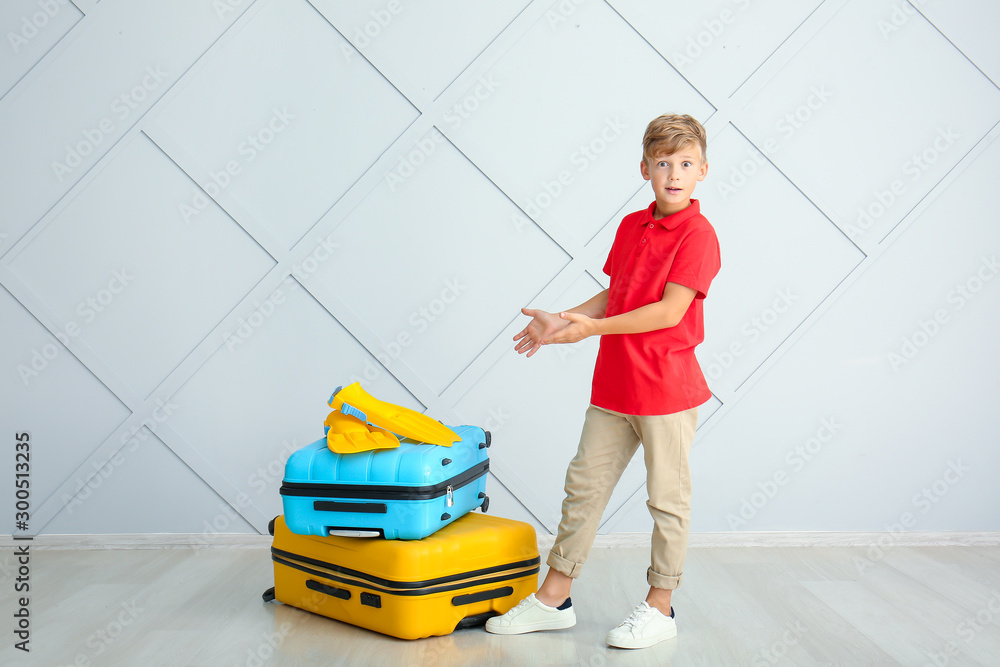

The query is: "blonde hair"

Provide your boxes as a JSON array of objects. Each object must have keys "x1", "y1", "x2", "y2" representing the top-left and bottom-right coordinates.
[{"x1": 642, "y1": 114, "x2": 707, "y2": 164}]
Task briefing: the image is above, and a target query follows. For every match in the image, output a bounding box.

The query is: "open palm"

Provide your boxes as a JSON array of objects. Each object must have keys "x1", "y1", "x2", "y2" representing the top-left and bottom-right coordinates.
[{"x1": 513, "y1": 308, "x2": 570, "y2": 357}]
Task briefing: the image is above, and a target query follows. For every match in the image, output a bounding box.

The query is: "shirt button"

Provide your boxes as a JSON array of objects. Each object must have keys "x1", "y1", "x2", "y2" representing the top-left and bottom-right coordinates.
[
  {"x1": 641, "y1": 238, "x2": 647, "y2": 244},
  {"x1": 648, "y1": 223, "x2": 654, "y2": 229}
]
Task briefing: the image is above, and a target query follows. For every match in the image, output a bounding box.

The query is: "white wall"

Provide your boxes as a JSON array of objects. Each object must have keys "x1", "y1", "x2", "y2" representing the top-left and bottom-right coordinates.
[{"x1": 1, "y1": 0, "x2": 998, "y2": 537}]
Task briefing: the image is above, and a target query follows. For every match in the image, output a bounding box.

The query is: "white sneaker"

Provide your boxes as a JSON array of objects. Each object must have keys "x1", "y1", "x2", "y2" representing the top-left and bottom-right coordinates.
[
  {"x1": 485, "y1": 593, "x2": 576, "y2": 635},
  {"x1": 606, "y1": 601, "x2": 676, "y2": 649}
]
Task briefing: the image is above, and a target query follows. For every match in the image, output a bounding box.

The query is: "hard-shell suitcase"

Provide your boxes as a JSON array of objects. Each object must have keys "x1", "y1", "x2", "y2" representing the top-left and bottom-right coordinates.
[
  {"x1": 280, "y1": 425, "x2": 490, "y2": 540},
  {"x1": 262, "y1": 513, "x2": 540, "y2": 640}
]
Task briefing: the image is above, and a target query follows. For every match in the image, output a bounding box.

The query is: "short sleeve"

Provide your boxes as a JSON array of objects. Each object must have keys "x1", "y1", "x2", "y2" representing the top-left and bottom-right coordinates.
[{"x1": 665, "y1": 228, "x2": 721, "y2": 299}]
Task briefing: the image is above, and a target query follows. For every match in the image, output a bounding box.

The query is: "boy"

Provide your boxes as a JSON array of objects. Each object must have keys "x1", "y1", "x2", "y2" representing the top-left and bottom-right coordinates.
[{"x1": 485, "y1": 114, "x2": 720, "y2": 649}]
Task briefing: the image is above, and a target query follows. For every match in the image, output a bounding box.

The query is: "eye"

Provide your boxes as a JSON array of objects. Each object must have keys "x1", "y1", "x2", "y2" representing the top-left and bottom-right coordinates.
[
  {"x1": 682, "y1": 161, "x2": 692, "y2": 168},
  {"x1": 657, "y1": 161, "x2": 667, "y2": 168}
]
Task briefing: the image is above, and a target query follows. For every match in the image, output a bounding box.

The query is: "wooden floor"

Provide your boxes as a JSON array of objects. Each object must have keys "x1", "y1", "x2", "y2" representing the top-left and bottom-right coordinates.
[{"x1": 1, "y1": 543, "x2": 999, "y2": 666}]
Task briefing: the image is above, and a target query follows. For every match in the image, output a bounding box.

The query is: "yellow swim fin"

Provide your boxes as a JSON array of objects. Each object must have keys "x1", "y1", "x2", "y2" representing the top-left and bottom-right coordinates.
[
  {"x1": 324, "y1": 410, "x2": 400, "y2": 454},
  {"x1": 328, "y1": 382, "x2": 460, "y2": 447}
]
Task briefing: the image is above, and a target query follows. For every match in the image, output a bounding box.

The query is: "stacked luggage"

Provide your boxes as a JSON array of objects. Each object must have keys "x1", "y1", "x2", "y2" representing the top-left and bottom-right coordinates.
[{"x1": 262, "y1": 383, "x2": 539, "y2": 640}]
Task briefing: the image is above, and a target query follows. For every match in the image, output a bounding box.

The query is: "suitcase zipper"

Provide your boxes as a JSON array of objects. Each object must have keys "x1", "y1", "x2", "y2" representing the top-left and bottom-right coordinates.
[
  {"x1": 271, "y1": 549, "x2": 540, "y2": 597},
  {"x1": 280, "y1": 459, "x2": 489, "y2": 501}
]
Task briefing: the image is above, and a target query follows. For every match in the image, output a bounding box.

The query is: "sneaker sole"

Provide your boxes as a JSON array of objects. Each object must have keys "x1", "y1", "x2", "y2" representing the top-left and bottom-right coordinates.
[
  {"x1": 606, "y1": 627, "x2": 677, "y2": 649},
  {"x1": 485, "y1": 616, "x2": 577, "y2": 635}
]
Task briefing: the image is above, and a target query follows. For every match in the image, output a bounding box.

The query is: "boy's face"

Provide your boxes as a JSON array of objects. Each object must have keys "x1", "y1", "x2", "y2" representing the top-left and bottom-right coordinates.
[{"x1": 641, "y1": 143, "x2": 708, "y2": 217}]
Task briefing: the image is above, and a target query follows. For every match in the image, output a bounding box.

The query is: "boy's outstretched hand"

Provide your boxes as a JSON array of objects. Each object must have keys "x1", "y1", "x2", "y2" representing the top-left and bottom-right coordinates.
[
  {"x1": 513, "y1": 308, "x2": 571, "y2": 357},
  {"x1": 545, "y1": 311, "x2": 598, "y2": 344},
  {"x1": 514, "y1": 291, "x2": 609, "y2": 357}
]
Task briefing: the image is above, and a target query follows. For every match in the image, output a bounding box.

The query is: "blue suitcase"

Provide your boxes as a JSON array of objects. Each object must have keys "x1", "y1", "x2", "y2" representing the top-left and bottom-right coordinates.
[{"x1": 280, "y1": 425, "x2": 490, "y2": 540}]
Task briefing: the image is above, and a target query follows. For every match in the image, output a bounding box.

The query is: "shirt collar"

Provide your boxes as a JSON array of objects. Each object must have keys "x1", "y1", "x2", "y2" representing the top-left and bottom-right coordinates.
[{"x1": 643, "y1": 199, "x2": 700, "y2": 230}]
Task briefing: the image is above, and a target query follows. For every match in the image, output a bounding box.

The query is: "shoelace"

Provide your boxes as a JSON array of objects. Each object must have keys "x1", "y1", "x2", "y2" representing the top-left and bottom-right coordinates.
[
  {"x1": 620, "y1": 602, "x2": 656, "y2": 630},
  {"x1": 509, "y1": 596, "x2": 535, "y2": 614}
]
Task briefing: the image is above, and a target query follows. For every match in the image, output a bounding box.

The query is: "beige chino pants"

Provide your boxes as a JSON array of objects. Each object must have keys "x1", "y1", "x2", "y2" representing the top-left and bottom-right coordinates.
[{"x1": 547, "y1": 404, "x2": 698, "y2": 590}]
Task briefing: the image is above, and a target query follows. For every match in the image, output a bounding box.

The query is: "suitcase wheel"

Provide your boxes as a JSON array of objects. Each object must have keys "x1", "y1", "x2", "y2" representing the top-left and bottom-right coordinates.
[
  {"x1": 267, "y1": 517, "x2": 276, "y2": 536},
  {"x1": 456, "y1": 611, "x2": 496, "y2": 630},
  {"x1": 480, "y1": 495, "x2": 490, "y2": 513},
  {"x1": 262, "y1": 587, "x2": 276, "y2": 603}
]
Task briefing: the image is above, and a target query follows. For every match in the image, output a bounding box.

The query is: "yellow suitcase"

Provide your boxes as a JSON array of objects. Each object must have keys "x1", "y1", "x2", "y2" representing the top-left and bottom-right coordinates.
[{"x1": 263, "y1": 513, "x2": 539, "y2": 640}]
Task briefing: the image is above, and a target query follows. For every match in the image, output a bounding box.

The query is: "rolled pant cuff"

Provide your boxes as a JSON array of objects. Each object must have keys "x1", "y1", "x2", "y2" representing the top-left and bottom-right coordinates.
[
  {"x1": 647, "y1": 567, "x2": 681, "y2": 590},
  {"x1": 546, "y1": 550, "x2": 583, "y2": 578}
]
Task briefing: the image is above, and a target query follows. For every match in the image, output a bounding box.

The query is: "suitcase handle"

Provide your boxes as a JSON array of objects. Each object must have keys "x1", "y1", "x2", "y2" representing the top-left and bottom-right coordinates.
[
  {"x1": 314, "y1": 500, "x2": 387, "y2": 514},
  {"x1": 306, "y1": 579, "x2": 351, "y2": 601},
  {"x1": 327, "y1": 529, "x2": 382, "y2": 538},
  {"x1": 451, "y1": 586, "x2": 514, "y2": 607}
]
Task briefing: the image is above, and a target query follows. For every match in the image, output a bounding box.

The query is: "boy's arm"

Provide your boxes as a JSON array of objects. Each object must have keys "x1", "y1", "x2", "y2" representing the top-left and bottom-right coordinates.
[
  {"x1": 513, "y1": 289, "x2": 608, "y2": 357},
  {"x1": 565, "y1": 289, "x2": 609, "y2": 319},
  {"x1": 543, "y1": 282, "x2": 696, "y2": 344}
]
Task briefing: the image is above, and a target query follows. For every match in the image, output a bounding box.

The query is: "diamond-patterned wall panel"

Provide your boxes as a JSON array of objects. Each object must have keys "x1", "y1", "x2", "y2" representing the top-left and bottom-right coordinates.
[
  {"x1": 917, "y1": 0, "x2": 1000, "y2": 86},
  {"x1": 310, "y1": 130, "x2": 569, "y2": 394},
  {"x1": 0, "y1": 0, "x2": 253, "y2": 251},
  {"x1": 0, "y1": 0, "x2": 83, "y2": 96},
  {"x1": 0, "y1": 287, "x2": 131, "y2": 533},
  {"x1": 733, "y1": 0, "x2": 1000, "y2": 246},
  {"x1": 609, "y1": 0, "x2": 824, "y2": 100},
  {"x1": 150, "y1": 0, "x2": 419, "y2": 251},
  {"x1": 692, "y1": 134, "x2": 1000, "y2": 532},
  {"x1": 42, "y1": 429, "x2": 256, "y2": 535},
  {"x1": 442, "y1": 0, "x2": 714, "y2": 248},
  {"x1": 311, "y1": 0, "x2": 530, "y2": 101},
  {"x1": 476, "y1": 473, "x2": 546, "y2": 535},
  {"x1": 697, "y1": 124, "x2": 864, "y2": 393},
  {"x1": 7, "y1": 133, "x2": 275, "y2": 399},
  {"x1": 1, "y1": 0, "x2": 998, "y2": 539}
]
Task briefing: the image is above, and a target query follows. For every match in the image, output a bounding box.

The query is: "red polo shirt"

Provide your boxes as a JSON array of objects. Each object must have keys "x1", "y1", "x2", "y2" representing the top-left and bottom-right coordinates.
[{"x1": 591, "y1": 199, "x2": 721, "y2": 415}]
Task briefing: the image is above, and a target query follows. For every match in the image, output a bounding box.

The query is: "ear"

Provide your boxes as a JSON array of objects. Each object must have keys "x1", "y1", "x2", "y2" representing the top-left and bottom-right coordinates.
[
  {"x1": 697, "y1": 160, "x2": 709, "y2": 182},
  {"x1": 640, "y1": 159, "x2": 651, "y2": 181}
]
